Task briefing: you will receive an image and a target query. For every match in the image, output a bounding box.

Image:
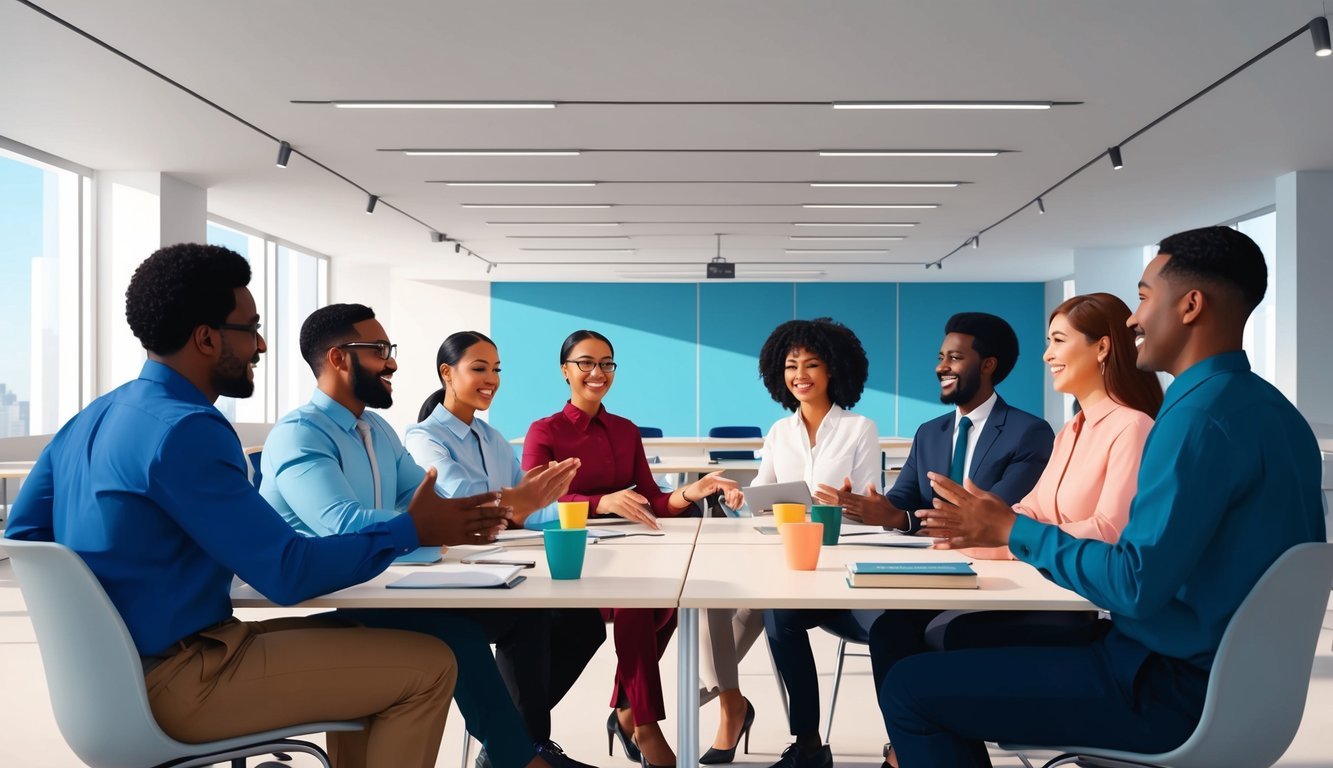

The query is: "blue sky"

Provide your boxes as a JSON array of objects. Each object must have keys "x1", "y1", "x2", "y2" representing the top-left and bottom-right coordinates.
[{"x1": 0, "y1": 155, "x2": 43, "y2": 402}]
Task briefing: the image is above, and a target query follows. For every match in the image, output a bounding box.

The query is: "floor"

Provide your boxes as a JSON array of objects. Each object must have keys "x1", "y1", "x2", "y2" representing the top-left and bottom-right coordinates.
[{"x1": 1, "y1": 557, "x2": 1330, "y2": 767}]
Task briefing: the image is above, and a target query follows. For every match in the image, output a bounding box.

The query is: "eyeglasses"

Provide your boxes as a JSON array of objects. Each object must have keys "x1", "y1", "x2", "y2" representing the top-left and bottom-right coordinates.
[
  {"x1": 564, "y1": 359, "x2": 617, "y2": 373},
  {"x1": 216, "y1": 322, "x2": 262, "y2": 339},
  {"x1": 339, "y1": 341, "x2": 398, "y2": 360}
]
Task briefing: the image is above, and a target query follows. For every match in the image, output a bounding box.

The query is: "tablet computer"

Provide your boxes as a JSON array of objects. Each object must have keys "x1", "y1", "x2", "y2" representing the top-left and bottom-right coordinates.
[{"x1": 738, "y1": 480, "x2": 812, "y2": 517}]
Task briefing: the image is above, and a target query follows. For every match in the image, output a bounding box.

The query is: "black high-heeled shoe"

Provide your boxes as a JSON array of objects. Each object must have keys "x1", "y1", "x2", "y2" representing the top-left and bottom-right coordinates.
[
  {"x1": 639, "y1": 750, "x2": 675, "y2": 768},
  {"x1": 606, "y1": 710, "x2": 642, "y2": 763},
  {"x1": 699, "y1": 698, "x2": 756, "y2": 764}
]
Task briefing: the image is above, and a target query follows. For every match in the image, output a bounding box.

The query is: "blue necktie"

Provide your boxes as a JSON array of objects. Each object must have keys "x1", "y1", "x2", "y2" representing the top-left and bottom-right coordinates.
[{"x1": 948, "y1": 416, "x2": 973, "y2": 484}]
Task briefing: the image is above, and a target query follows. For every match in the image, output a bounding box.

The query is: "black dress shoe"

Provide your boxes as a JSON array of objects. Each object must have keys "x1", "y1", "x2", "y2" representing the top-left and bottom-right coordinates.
[
  {"x1": 765, "y1": 743, "x2": 834, "y2": 768},
  {"x1": 475, "y1": 747, "x2": 491, "y2": 768},
  {"x1": 537, "y1": 740, "x2": 598, "y2": 768},
  {"x1": 606, "y1": 710, "x2": 642, "y2": 763},
  {"x1": 699, "y1": 698, "x2": 756, "y2": 764}
]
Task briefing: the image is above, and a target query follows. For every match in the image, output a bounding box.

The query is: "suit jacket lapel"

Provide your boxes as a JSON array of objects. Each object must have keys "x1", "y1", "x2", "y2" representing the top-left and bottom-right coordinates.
[{"x1": 969, "y1": 397, "x2": 1007, "y2": 478}]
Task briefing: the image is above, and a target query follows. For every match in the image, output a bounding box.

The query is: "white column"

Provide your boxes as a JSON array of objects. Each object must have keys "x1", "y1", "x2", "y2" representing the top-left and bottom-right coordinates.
[
  {"x1": 1043, "y1": 276, "x2": 1073, "y2": 429},
  {"x1": 93, "y1": 173, "x2": 207, "y2": 394},
  {"x1": 1276, "y1": 170, "x2": 1333, "y2": 435}
]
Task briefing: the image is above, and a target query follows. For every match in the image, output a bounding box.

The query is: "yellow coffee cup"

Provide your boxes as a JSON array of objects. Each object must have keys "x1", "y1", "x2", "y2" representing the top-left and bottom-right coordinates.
[
  {"x1": 558, "y1": 501, "x2": 589, "y2": 529},
  {"x1": 772, "y1": 503, "x2": 807, "y2": 527}
]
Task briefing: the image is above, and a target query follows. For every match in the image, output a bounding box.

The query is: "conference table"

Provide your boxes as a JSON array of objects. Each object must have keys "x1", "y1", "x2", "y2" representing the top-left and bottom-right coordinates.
[{"x1": 232, "y1": 517, "x2": 1096, "y2": 768}]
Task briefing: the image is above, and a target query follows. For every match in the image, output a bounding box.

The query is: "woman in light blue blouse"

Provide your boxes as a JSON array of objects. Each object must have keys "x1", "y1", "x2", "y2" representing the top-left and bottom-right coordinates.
[{"x1": 405, "y1": 330, "x2": 606, "y2": 765}]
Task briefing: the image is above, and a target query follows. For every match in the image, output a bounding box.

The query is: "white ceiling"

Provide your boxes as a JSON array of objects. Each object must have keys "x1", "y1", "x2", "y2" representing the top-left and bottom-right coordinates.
[{"x1": 2, "y1": 0, "x2": 1331, "y2": 282}]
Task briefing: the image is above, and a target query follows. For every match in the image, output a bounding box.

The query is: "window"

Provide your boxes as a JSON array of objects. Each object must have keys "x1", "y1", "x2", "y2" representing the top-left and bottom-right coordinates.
[
  {"x1": 1233, "y1": 211, "x2": 1276, "y2": 384},
  {"x1": 206, "y1": 221, "x2": 329, "y2": 423},
  {"x1": 0, "y1": 145, "x2": 87, "y2": 437}
]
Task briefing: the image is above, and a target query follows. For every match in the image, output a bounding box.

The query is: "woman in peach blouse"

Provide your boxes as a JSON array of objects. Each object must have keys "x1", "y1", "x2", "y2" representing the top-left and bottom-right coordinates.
[{"x1": 869, "y1": 292, "x2": 1163, "y2": 768}]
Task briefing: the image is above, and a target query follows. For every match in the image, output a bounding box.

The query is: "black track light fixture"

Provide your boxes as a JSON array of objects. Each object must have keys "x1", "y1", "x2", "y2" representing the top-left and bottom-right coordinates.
[
  {"x1": 1036, "y1": 197, "x2": 1046, "y2": 214},
  {"x1": 1108, "y1": 146, "x2": 1124, "y2": 170},
  {"x1": 365, "y1": 195, "x2": 378, "y2": 214},
  {"x1": 971, "y1": 235, "x2": 979, "y2": 249},
  {"x1": 430, "y1": 231, "x2": 446, "y2": 243},
  {"x1": 276, "y1": 140, "x2": 292, "y2": 168},
  {"x1": 1312, "y1": 16, "x2": 1332, "y2": 56},
  {"x1": 455, "y1": 242, "x2": 462, "y2": 253}
]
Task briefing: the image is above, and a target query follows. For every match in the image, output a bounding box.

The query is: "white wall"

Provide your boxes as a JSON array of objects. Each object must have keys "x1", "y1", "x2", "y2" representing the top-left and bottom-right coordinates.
[
  {"x1": 1276, "y1": 170, "x2": 1333, "y2": 437},
  {"x1": 1072, "y1": 246, "x2": 1143, "y2": 311}
]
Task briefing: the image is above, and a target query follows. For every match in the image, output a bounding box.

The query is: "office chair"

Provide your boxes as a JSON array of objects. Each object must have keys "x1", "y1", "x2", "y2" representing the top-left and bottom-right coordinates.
[
  {"x1": 708, "y1": 425, "x2": 761, "y2": 461},
  {"x1": 1001, "y1": 542, "x2": 1333, "y2": 768},
  {"x1": 638, "y1": 426, "x2": 664, "y2": 438},
  {"x1": 4, "y1": 538, "x2": 362, "y2": 768}
]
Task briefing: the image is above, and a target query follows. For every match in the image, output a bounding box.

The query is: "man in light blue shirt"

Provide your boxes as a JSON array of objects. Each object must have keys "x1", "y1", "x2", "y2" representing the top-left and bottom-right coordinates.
[
  {"x1": 890, "y1": 227, "x2": 1326, "y2": 766},
  {"x1": 261, "y1": 304, "x2": 590, "y2": 768}
]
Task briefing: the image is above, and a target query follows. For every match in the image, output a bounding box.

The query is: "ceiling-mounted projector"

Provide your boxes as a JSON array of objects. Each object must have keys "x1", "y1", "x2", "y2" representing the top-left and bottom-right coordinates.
[{"x1": 707, "y1": 256, "x2": 734, "y2": 279}]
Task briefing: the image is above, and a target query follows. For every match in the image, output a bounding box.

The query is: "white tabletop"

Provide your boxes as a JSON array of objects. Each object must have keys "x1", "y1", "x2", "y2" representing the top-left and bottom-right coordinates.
[
  {"x1": 583, "y1": 517, "x2": 701, "y2": 546},
  {"x1": 232, "y1": 542, "x2": 695, "y2": 610},
  {"x1": 680, "y1": 542, "x2": 1097, "y2": 611},
  {"x1": 648, "y1": 458, "x2": 761, "y2": 475}
]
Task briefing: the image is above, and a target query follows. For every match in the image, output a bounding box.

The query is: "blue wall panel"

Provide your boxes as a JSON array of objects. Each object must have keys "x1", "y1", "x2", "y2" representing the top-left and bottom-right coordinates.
[
  {"x1": 491, "y1": 281, "x2": 1045, "y2": 439},
  {"x1": 896, "y1": 283, "x2": 1046, "y2": 437},
  {"x1": 489, "y1": 283, "x2": 698, "y2": 438},
  {"x1": 698, "y1": 283, "x2": 792, "y2": 437},
  {"x1": 794, "y1": 283, "x2": 898, "y2": 435}
]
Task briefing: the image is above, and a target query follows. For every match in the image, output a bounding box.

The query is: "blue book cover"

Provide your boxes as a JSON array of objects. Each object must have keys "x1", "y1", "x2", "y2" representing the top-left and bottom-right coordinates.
[{"x1": 848, "y1": 561, "x2": 975, "y2": 576}]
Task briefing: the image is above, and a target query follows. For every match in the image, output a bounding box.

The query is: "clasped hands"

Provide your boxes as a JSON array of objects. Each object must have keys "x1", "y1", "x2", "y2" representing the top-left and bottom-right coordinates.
[{"x1": 812, "y1": 472, "x2": 1016, "y2": 549}]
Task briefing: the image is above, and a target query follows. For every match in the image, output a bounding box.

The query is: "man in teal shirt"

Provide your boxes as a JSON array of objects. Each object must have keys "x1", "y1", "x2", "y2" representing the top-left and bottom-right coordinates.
[{"x1": 886, "y1": 227, "x2": 1325, "y2": 766}]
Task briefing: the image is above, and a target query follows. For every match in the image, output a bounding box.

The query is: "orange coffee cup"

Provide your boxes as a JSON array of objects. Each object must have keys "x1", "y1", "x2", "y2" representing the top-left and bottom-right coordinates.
[{"x1": 781, "y1": 522, "x2": 824, "y2": 570}]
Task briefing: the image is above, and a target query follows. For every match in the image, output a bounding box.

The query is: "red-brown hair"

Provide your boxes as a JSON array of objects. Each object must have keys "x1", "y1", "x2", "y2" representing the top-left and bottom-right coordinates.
[{"x1": 1052, "y1": 293, "x2": 1163, "y2": 419}]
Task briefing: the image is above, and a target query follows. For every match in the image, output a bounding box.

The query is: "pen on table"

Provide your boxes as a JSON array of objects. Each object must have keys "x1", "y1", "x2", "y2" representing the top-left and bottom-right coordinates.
[{"x1": 461, "y1": 558, "x2": 536, "y2": 568}]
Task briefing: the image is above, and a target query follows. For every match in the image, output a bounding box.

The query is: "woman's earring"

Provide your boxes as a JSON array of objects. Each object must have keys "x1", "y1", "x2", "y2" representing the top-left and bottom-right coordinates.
[{"x1": 1099, "y1": 360, "x2": 1106, "y2": 377}]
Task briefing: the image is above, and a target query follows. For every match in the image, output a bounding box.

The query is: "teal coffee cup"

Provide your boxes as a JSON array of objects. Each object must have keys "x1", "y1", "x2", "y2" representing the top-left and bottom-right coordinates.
[
  {"x1": 543, "y1": 528, "x2": 588, "y2": 580},
  {"x1": 809, "y1": 505, "x2": 843, "y2": 545}
]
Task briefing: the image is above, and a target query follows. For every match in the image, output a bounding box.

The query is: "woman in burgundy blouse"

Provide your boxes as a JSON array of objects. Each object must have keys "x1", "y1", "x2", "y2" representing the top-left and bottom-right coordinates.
[{"x1": 523, "y1": 330, "x2": 738, "y2": 768}]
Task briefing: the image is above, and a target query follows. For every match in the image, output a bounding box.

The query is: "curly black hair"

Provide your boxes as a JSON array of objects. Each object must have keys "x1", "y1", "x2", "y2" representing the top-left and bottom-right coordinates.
[
  {"x1": 124, "y1": 243, "x2": 251, "y2": 356},
  {"x1": 758, "y1": 318, "x2": 869, "y2": 411},
  {"x1": 1158, "y1": 226, "x2": 1267, "y2": 313},
  {"x1": 944, "y1": 312, "x2": 1020, "y2": 386},
  {"x1": 299, "y1": 303, "x2": 377, "y2": 375}
]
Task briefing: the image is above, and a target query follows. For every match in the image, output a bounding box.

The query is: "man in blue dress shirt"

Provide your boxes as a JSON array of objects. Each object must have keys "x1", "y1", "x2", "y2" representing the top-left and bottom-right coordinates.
[
  {"x1": 260, "y1": 303, "x2": 592, "y2": 768},
  {"x1": 4, "y1": 244, "x2": 485, "y2": 767},
  {"x1": 892, "y1": 227, "x2": 1326, "y2": 766}
]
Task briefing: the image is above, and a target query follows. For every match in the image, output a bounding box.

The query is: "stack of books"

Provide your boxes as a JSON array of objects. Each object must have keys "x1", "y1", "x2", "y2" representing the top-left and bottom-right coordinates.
[{"x1": 845, "y1": 561, "x2": 978, "y2": 589}]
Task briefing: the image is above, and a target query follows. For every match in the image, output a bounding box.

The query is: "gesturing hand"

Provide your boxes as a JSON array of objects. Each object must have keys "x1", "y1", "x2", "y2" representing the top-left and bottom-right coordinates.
[
  {"x1": 503, "y1": 458, "x2": 581, "y2": 524},
  {"x1": 408, "y1": 467, "x2": 513, "y2": 546},
  {"x1": 598, "y1": 488, "x2": 660, "y2": 530},
  {"x1": 688, "y1": 470, "x2": 743, "y2": 509},
  {"x1": 915, "y1": 472, "x2": 1016, "y2": 549},
  {"x1": 813, "y1": 476, "x2": 908, "y2": 529}
]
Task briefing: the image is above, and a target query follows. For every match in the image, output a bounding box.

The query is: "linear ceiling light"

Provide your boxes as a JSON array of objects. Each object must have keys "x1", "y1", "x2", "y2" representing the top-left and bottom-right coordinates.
[
  {"x1": 441, "y1": 181, "x2": 596, "y2": 187},
  {"x1": 802, "y1": 204, "x2": 937, "y2": 209},
  {"x1": 521, "y1": 248, "x2": 637, "y2": 253},
  {"x1": 810, "y1": 182, "x2": 960, "y2": 188},
  {"x1": 786, "y1": 249, "x2": 888, "y2": 254},
  {"x1": 793, "y1": 222, "x2": 917, "y2": 227},
  {"x1": 832, "y1": 101, "x2": 1055, "y2": 110},
  {"x1": 404, "y1": 150, "x2": 580, "y2": 156},
  {"x1": 276, "y1": 140, "x2": 292, "y2": 168},
  {"x1": 789, "y1": 236, "x2": 906, "y2": 241},
  {"x1": 1311, "y1": 16, "x2": 1331, "y2": 55},
  {"x1": 485, "y1": 221, "x2": 621, "y2": 227},
  {"x1": 331, "y1": 101, "x2": 556, "y2": 109},
  {"x1": 462, "y1": 204, "x2": 612, "y2": 209},
  {"x1": 818, "y1": 150, "x2": 1000, "y2": 157},
  {"x1": 506, "y1": 235, "x2": 631, "y2": 239}
]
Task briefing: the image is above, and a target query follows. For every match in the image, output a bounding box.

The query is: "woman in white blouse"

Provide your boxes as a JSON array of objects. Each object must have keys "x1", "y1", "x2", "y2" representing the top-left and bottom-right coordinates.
[{"x1": 699, "y1": 317, "x2": 879, "y2": 765}]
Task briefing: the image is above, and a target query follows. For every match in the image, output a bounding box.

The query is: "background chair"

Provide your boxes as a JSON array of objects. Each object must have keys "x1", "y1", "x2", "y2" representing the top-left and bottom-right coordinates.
[
  {"x1": 243, "y1": 445, "x2": 263, "y2": 489},
  {"x1": 708, "y1": 425, "x2": 761, "y2": 461},
  {"x1": 1001, "y1": 541, "x2": 1333, "y2": 768},
  {"x1": 4, "y1": 538, "x2": 361, "y2": 768},
  {"x1": 820, "y1": 621, "x2": 873, "y2": 744}
]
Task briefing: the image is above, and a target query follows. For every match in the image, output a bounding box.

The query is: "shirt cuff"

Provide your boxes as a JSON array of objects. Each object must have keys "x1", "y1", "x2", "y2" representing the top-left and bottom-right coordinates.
[
  {"x1": 385, "y1": 513, "x2": 421, "y2": 554},
  {"x1": 1008, "y1": 513, "x2": 1044, "y2": 563},
  {"x1": 524, "y1": 502, "x2": 560, "y2": 530}
]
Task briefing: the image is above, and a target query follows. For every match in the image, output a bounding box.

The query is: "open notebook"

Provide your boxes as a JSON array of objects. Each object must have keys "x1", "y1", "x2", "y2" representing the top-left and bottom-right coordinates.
[{"x1": 387, "y1": 563, "x2": 525, "y2": 589}]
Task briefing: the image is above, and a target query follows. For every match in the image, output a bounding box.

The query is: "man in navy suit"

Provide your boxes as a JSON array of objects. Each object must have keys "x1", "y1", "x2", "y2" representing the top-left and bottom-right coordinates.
[{"x1": 765, "y1": 313, "x2": 1054, "y2": 768}]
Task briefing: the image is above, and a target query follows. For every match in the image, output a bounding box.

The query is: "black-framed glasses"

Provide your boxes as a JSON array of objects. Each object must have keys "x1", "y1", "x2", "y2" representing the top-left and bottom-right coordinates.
[
  {"x1": 216, "y1": 322, "x2": 262, "y2": 339},
  {"x1": 564, "y1": 359, "x2": 617, "y2": 373},
  {"x1": 339, "y1": 341, "x2": 398, "y2": 360}
]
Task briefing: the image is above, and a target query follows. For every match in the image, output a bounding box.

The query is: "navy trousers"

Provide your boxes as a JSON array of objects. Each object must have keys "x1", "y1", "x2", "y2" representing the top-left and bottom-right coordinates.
[
  {"x1": 879, "y1": 622, "x2": 1208, "y2": 768},
  {"x1": 764, "y1": 608, "x2": 879, "y2": 736}
]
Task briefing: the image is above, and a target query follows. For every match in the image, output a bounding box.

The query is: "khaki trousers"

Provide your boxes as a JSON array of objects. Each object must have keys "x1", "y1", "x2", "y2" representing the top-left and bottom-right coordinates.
[{"x1": 144, "y1": 616, "x2": 456, "y2": 768}]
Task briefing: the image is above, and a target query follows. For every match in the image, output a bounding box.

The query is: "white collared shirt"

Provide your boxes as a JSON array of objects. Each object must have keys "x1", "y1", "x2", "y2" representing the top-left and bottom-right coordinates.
[
  {"x1": 754, "y1": 404, "x2": 881, "y2": 494},
  {"x1": 951, "y1": 391, "x2": 998, "y2": 483}
]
